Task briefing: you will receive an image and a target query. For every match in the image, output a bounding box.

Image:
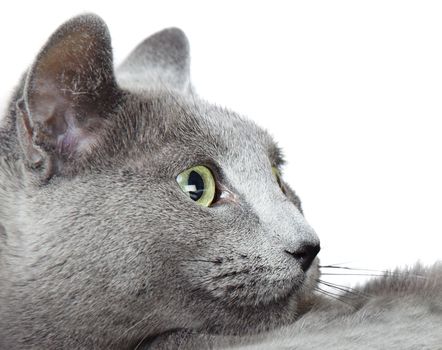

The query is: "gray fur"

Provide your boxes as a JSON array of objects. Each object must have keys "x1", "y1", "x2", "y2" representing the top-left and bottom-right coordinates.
[
  {"x1": 0, "y1": 13, "x2": 440, "y2": 350},
  {"x1": 149, "y1": 264, "x2": 442, "y2": 349},
  {"x1": 117, "y1": 27, "x2": 191, "y2": 93}
]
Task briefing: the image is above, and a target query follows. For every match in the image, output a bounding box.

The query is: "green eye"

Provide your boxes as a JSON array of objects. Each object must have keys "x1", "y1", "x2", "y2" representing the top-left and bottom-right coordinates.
[
  {"x1": 176, "y1": 165, "x2": 216, "y2": 207},
  {"x1": 272, "y1": 166, "x2": 283, "y2": 189}
]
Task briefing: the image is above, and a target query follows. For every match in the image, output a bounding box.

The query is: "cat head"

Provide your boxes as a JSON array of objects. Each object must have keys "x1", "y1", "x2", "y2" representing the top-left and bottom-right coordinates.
[{"x1": 10, "y1": 14, "x2": 320, "y2": 346}]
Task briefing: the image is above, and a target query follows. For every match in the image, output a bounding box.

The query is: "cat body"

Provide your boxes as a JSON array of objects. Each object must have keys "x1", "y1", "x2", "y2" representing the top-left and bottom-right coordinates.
[
  {"x1": 0, "y1": 14, "x2": 440, "y2": 350},
  {"x1": 148, "y1": 264, "x2": 442, "y2": 349}
]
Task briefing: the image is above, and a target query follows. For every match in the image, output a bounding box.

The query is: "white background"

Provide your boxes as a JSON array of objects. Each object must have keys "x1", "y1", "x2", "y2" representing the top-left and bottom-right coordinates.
[{"x1": 1, "y1": 1, "x2": 441, "y2": 287}]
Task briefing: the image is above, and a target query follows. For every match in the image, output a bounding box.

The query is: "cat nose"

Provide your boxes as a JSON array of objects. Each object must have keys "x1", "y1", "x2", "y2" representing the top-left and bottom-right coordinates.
[{"x1": 285, "y1": 243, "x2": 320, "y2": 272}]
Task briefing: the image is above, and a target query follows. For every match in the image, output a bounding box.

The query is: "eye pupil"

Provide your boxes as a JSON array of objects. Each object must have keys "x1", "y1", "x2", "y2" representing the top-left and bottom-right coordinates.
[{"x1": 187, "y1": 170, "x2": 205, "y2": 201}]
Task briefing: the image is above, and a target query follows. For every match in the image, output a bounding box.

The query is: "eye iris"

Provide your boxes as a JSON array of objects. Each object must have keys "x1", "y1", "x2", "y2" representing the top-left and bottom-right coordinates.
[
  {"x1": 187, "y1": 170, "x2": 205, "y2": 201},
  {"x1": 272, "y1": 167, "x2": 284, "y2": 191},
  {"x1": 176, "y1": 165, "x2": 216, "y2": 207}
]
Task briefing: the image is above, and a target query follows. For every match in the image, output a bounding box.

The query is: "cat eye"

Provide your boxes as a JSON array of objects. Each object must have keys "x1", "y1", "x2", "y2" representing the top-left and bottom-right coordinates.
[
  {"x1": 272, "y1": 166, "x2": 284, "y2": 191},
  {"x1": 176, "y1": 165, "x2": 216, "y2": 207}
]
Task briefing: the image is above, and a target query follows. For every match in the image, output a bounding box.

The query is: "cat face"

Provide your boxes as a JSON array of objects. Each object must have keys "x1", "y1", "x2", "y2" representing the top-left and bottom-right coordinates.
[{"x1": 3, "y1": 14, "x2": 320, "y2": 346}]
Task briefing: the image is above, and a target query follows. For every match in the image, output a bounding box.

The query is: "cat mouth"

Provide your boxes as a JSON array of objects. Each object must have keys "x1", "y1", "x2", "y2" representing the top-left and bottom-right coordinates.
[
  {"x1": 186, "y1": 257, "x2": 318, "y2": 309},
  {"x1": 194, "y1": 271, "x2": 308, "y2": 308}
]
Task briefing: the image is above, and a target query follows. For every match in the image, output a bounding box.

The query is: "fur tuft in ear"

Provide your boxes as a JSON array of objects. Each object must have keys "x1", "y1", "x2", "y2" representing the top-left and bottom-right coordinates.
[
  {"x1": 17, "y1": 14, "x2": 120, "y2": 178},
  {"x1": 117, "y1": 27, "x2": 191, "y2": 93}
]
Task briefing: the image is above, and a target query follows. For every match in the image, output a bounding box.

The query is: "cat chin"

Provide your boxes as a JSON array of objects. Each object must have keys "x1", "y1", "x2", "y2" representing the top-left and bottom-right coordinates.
[{"x1": 182, "y1": 260, "x2": 320, "y2": 335}]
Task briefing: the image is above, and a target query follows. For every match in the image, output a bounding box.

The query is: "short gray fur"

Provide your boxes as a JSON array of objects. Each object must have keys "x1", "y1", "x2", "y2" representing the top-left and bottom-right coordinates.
[
  {"x1": 0, "y1": 14, "x2": 440, "y2": 350},
  {"x1": 117, "y1": 27, "x2": 191, "y2": 94}
]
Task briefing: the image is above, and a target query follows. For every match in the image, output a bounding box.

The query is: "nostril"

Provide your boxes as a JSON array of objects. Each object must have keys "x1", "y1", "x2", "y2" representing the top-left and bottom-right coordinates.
[{"x1": 285, "y1": 244, "x2": 320, "y2": 272}]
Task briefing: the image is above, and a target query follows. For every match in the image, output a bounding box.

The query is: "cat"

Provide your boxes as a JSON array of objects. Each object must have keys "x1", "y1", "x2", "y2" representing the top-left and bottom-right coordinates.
[{"x1": 0, "y1": 14, "x2": 440, "y2": 350}]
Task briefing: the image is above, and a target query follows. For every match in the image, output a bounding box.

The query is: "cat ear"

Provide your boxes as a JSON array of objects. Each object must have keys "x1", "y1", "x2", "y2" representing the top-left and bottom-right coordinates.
[
  {"x1": 17, "y1": 14, "x2": 120, "y2": 178},
  {"x1": 116, "y1": 28, "x2": 191, "y2": 93}
]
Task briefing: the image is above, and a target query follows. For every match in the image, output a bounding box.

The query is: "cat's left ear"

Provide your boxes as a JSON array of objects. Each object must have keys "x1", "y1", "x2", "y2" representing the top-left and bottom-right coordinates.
[
  {"x1": 17, "y1": 14, "x2": 120, "y2": 178},
  {"x1": 116, "y1": 27, "x2": 191, "y2": 93}
]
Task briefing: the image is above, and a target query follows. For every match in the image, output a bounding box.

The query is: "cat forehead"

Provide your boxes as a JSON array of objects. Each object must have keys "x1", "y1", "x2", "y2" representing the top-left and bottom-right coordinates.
[{"x1": 113, "y1": 92, "x2": 284, "y2": 169}]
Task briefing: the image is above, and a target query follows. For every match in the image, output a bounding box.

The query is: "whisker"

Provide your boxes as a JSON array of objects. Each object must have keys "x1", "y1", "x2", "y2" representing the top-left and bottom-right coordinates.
[
  {"x1": 317, "y1": 286, "x2": 362, "y2": 302},
  {"x1": 317, "y1": 279, "x2": 366, "y2": 294},
  {"x1": 320, "y1": 271, "x2": 428, "y2": 279},
  {"x1": 315, "y1": 286, "x2": 341, "y2": 298},
  {"x1": 324, "y1": 261, "x2": 354, "y2": 266},
  {"x1": 320, "y1": 265, "x2": 385, "y2": 272},
  {"x1": 317, "y1": 279, "x2": 371, "y2": 298},
  {"x1": 319, "y1": 265, "x2": 427, "y2": 279},
  {"x1": 320, "y1": 273, "x2": 388, "y2": 277},
  {"x1": 314, "y1": 287, "x2": 357, "y2": 309}
]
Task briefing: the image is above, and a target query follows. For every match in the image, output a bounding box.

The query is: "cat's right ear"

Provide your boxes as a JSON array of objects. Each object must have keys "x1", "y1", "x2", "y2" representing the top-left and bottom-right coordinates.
[{"x1": 16, "y1": 14, "x2": 120, "y2": 179}]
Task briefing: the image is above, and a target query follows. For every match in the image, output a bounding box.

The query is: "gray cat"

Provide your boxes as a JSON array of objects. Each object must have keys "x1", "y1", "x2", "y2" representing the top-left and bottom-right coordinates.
[{"x1": 0, "y1": 14, "x2": 440, "y2": 350}]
